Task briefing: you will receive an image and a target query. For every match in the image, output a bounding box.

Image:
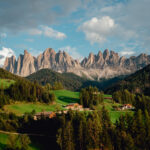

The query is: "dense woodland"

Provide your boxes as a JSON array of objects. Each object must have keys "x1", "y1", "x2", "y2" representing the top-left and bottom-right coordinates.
[
  {"x1": 79, "y1": 86, "x2": 104, "y2": 108},
  {"x1": 112, "y1": 89, "x2": 135, "y2": 104}
]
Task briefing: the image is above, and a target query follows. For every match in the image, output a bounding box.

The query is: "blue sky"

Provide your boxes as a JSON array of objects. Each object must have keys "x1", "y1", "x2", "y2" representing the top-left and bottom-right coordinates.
[{"x1": 0, "y1": 0, "x2": 150, "y2": 65}]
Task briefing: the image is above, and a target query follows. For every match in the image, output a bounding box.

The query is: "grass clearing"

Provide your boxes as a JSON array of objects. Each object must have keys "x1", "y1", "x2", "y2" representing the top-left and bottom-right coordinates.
[
  {"x1": 52, "y1": 90, "x2": 80, "y2": 105},
  {"x1": 3, "y1": 102, "x2": 64, "y2": 116},
  {"x1": 0, "y1": 79, "x2": 15, "y2": 89}
]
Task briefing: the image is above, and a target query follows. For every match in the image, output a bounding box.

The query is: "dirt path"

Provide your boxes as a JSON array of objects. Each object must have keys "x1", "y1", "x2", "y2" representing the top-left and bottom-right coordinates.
[{"x1": 0, "y1": 130, "x2": 54, "y2": 137}]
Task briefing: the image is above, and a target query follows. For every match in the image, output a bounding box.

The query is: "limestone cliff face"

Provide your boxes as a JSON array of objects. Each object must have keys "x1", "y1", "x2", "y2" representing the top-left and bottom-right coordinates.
[
  {"x1": 4, "y1": 48, "x2": 81, "y2": 77},
  {"x1": 3, "y1": 48, "x2": 150, "y2": 79}
]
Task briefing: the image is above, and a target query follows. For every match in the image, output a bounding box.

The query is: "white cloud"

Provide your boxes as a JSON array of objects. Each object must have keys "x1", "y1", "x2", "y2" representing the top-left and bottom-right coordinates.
[
  {"x1": 0, "y1": 47, "x2": 15, "y2": 66},
  {"x1": 79, "y1": 16, "x2": 117, "y2": 44},
  {"x1": 59, "y1": 46, "x2": 83, "y2": 61},
  {"x1": 0, "y1": 33, "x2": 7, "y2": 38},
  {"x1": 79, "y1": 16, "x2": 138, "y2": 45},
  {"x1": 119, "y1": 51, "x2": 135, "y2": 56},
  {"x1": 28, "y1": 26, "x2": 66, "y2": 40},
  {"x1": 41, "y1": 26, "x2": 66, "y2": 39},
  {"x1": 25, "y1": 39, "x2": 34, "y2": 42},
  {"x1": 28, "y1": 29, "x2": 42, "y2": 35}
]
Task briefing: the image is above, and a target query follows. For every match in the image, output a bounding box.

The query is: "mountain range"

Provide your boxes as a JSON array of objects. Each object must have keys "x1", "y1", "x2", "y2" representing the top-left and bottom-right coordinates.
[{"x1": 3, "y1": 48, "x2": 150, "y2": 79}]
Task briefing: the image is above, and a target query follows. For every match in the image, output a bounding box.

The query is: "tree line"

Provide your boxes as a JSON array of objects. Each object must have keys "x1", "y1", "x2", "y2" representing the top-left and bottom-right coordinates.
[
  {"x1": 112, "y1": 89, "x2": 135, "y2": 104},
  {"x1": 0, "y1": 79, "x2": 55, "y2": 108},
  {"x1": 79, "y1": 86, "x2": 104, "y2": 108},
  {"x1": 44, "y1": 81, "x2": 64, "y2": 91}
]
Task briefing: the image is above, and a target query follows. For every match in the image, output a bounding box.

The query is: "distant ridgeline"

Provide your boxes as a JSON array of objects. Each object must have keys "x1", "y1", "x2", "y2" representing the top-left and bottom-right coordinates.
[{"x1": 0, "y1": 68, "x2": 55, "y2": 108}]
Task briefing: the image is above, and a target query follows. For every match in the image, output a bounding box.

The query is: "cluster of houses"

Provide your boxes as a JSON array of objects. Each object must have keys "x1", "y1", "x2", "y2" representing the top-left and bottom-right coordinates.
[
  {"x1": 33, "y1": 103, "x2": 90, "y2": 120},
  {"x1": 33, "y1": 102, "x2": 134, "y2": 120},
  {"x1": 114, "y1": 104, "x2": 134, "y2": 111},
  {"x1": 64, "y1": 103, "x2": 83, "y2": 110},
  {"x1": 33, "y1": 111, "x2": 56, "y2": 120}
]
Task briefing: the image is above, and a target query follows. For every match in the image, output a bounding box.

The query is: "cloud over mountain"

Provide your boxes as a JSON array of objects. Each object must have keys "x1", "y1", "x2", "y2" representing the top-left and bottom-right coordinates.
[
  {"x1": 0, "y1": 47, "x2": 15, "y2": 66},
  {"x1": 79, "y1": 16, "x2": 116, "y2": 44}
]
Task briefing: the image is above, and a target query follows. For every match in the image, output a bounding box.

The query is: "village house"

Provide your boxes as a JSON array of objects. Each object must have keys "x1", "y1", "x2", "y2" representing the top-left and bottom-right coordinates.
[
  {"x1": 64, "y1": 103, "x2": 83, "y2": 110},
  {"x1": 93, "y1": 92, "x2": 101, "y2": 95},
  {"x1": 33, "y1": 111, "x2": 56, "y2": 120},
  {"x1": 104, "y1": 97, "x2": 112, "y2": 100},
  {"x1": 121, "y1": 104, "x2": 134, "y2": 110}
]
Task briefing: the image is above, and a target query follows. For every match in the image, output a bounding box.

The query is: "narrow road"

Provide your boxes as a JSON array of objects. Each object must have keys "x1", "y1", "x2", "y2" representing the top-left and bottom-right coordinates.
[{"x1": 0, "y1": 130, "x2": 54, "y2": 138}]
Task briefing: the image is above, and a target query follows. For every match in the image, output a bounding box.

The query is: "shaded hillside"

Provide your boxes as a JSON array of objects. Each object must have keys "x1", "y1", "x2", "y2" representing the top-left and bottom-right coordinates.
[
  {"x1": 0, "y1": 68, "x2": 22, "y2": 81},
  {"x1": 26, "y1": 69, "x2": 125, "y2": 91},
  {"x1": 105, "y1": 64, "x2": 150, "y2": 96},
  {"x1": 26, "y1": 69, "x2": 88, "y2": 91}
]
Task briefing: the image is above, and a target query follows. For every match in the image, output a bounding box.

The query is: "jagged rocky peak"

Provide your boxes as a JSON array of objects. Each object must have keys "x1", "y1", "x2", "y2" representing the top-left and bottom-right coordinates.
[
  {"x1": 88, "y1": 52, "x2": 94, "y2": 57},
  {"x1": 3, "y1": 55, "x2": 16, "y2": 72},
  {"x1": 24, "y1": 49, "x2": 28, "y2": 54},
  {"x1": 103, "y1": 49, "x2": 110, "y2": 60},
  {"x1": 63, "y1": 51, "x2": 71, "y2": 58},
  {"x1": 24, "y1": 50, "x2": 33, "y2": 57},
  {"x1": 97, "y1": 51, "x2": 103, "y2": 57},
  {"x1": 43, "y1": 48, "x2": 56, "y2": 55}
]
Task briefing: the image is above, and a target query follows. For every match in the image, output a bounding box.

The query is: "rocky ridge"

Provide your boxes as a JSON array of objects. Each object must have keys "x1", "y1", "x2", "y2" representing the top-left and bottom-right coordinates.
[{"x1": 3, "y1": 48, "x2": 150, "y2": 80}]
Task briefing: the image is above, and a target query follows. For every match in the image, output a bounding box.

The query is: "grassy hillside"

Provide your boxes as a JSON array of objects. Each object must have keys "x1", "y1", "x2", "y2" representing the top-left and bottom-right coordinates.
[
  {"x1": 105, "y1": 64, "x2": 150, "y2": 96},
  {"x1": 53, "y1": 90, "x2": 79, "y2": 105},
  {"x1": 3, "y1": 102, "x2": 62, "y2": 116}
]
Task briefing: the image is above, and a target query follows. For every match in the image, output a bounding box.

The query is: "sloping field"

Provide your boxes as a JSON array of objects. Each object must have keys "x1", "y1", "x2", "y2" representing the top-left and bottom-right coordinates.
[{"x1": 53, "y1": 90, "x2": 80, "y2": 105}]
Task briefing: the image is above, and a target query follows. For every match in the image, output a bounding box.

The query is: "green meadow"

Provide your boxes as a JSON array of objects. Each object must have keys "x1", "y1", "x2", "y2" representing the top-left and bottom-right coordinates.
[
  {"x1": 53, "y1": 90, "x2": 80, "y2": 105},
  {"x1": 2, "y1": 90, "x2": 133, "y2": 123},
  {"x1": 3, "y1": 90, "x2": 79, "y2": 115}
]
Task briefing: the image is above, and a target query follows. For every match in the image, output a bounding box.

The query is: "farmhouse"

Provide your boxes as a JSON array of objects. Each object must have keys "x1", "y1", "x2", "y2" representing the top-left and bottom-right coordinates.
[
  {"x1": 93, "y1": 92, "x2": 101, "y2": 95},
  {"x1": 65, "y1": 103, "x2": 83, "y2": 110},
  {"x1": 33, "y1": 111, "x2": 56, "y2": 120},
  {"x1": 121, "y1": 104, "x2": 134, "y2": 110},
  {"x1": 104, "y1": 97, "x2": 112, "y2": 100}
]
